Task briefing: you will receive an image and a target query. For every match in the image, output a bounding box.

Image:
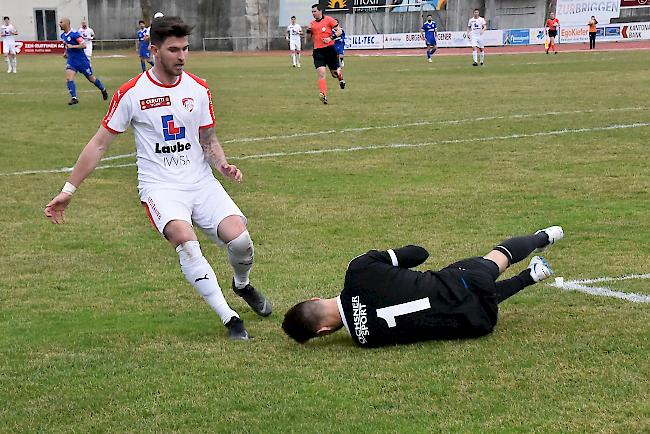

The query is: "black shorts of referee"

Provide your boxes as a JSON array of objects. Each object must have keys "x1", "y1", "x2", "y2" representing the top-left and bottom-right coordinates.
[
  {"x1": 313, "y1": 45, "x2": 339, "y2": 70},
  {"x1": 548, "y1": 29, "x2": 557, "y2": 38}
]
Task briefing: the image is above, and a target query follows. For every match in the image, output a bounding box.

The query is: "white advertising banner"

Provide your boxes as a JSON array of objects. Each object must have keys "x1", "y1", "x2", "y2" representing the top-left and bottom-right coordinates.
[
  {"x1": 555, "y1": 0, "x2": 621, "y2": 26},
  {"x1": 621, "y1": 22, "x2": 650, "y2": 39},
  {"x1": 529, "y1": 28, "x2": 548, "y2": 45},
  {"x1": 345, "y1": 34, "x2": 384, "y2": 49},
  {"x1": 558, "y1": 25, "x2": 590, "y2": 42},
  {"x1": 382, "y1": 33, "x2": 426, "y2": 49}
]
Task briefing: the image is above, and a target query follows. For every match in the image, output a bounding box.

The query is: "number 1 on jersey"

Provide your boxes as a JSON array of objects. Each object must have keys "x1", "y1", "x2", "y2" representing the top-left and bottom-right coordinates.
[{"x1": 376, "y1": 298, "x2": 431, "y2": 328}]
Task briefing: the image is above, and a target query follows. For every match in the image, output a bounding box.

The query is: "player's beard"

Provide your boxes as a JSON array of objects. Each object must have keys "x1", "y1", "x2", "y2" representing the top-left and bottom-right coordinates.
[{"x1": 159, "y1": 55, "x2": 184, "y2": 78}]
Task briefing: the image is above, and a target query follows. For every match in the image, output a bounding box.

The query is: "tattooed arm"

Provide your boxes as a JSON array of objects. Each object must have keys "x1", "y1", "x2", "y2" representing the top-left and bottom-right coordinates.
[{"x1": 199, "y1": 126, "x2": 243, "y2": 182}]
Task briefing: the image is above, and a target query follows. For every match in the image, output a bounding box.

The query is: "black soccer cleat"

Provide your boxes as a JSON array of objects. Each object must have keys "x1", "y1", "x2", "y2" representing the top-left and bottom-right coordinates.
[
  {"x1": 101, "y1": 88, "x2": 108, "y2": 100},
  {"x1": 225, "y1": 316, "x2": 249, "y2": 340},
  {"x1": 339, "y1": 79, "x2": 346, "y2": 90},
  {"x1": 472, "y1": 62, "x2": 478, "y2": 67},
  {"x1": 232, "y1": 280, "x2": 272, "y2": 317},
  {"x1": 68, "y1": 97, "x2": 79, "y2": 105}
]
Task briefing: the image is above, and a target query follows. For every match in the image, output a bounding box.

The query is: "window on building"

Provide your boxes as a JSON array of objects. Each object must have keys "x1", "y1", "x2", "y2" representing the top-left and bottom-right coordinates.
[{"x1": 35, "y1": 9, "x2": 58, "y2": 40}]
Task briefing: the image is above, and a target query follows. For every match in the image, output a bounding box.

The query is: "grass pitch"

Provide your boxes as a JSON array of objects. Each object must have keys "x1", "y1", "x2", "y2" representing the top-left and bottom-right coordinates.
[{"x1": 1, "y1": 48, "x2": 649, "y2": 432}]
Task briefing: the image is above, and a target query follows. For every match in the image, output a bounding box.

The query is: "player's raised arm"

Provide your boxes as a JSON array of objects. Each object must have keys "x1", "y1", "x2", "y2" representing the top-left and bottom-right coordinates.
[
  {"x1": 44, "y1": 127, "x2": 117, "y2": 224},
  {"x1": 198, "y1": 127, "x2": 242, "y2": 183}
]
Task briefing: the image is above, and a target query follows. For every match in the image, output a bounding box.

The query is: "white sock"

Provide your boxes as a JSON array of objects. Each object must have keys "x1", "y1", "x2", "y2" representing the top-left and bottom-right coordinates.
[
  {"x1": 296, "y1": 53, "x2": 300, "y2": 64},
  {"x1": 473, "y1": 51, "x2": 478, "y2": 63},
  {"x1": 227, "y1": 230, "x2": 254, "y2": 289},
  {"x1": 176, "y1": 241, "x2": 238, "y2": 325},
  {"x1": 291, "y1": 53, "x2": 295, "y2": 65},
  {"x1": 5, "y1": 57, "x2": 9, "y2": 70},
  {"x1": 480, "y1": 52, "x2": 484, "y2": 63},
  {"x1": 12, "y1": 58, "x2": 16, "y2": 71}
]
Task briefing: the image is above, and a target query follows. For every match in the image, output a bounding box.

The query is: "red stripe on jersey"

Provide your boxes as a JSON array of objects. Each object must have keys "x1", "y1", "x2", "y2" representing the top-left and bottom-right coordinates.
[
  {"x1": 145, "y1": 69, "x2": 182, "y2": 88},
  {"x1": 141, "y1": 202, "x2": 158, "y2": 231},
  {"x1": 102, "y1": 73, "x2": 143, "y2": 133},
  {"x1": 186, "y1": 72, "x2": 216, "y2": 126}
]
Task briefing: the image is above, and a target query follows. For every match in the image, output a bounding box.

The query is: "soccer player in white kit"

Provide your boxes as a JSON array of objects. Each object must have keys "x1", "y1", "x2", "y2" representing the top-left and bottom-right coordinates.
[
  {"x1": 44, "y1": 16, "x2": 271, "y2": 341},
  {"x1": 467, "y1": 9, "x2": 487, "y2": 66},
  {"x1": 286, "y1": 15, "x2": 303, "y2": 67},
  {"x1": 78, "y1": 20, "x2": 95, "y2": 59},
  {"x1": 2, "y1": 16, "x2": 18, "y2": 73}
]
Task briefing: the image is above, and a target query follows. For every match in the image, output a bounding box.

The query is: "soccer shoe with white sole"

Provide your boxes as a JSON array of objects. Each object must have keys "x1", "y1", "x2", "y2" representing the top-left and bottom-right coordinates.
[
  {"x1": 68, "y1": 97, "x2": 79, "y2": 105},
  {"x1": 428, "y1": 58, "x2": 432, "y2": 63},
  {"x1": 535, "y1": 225, "x2": 564, "y2": 252},
  {"x1": 232, "y1": 280, "x2": 272, "y2": 317},
  {"x1": 339, "y1": 79, "x2": 345, "y2": 89},
  {"x1": 225, "y1": 316, "x2": 249, "y2": 340},
  {"x1": 319, "y1": 92, "x2": 328, "y2": 104},
  {"x1": 528, "y1": 256, "x2": 554, "y2": 283}
]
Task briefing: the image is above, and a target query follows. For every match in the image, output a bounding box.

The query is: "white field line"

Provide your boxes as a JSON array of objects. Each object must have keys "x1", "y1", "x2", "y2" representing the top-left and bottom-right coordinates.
[
  {"x1": 549, "y1": 273, "x2": 650, "y2": 303},
  {"x1": 72, "y1": 105, "x2": 649, "y2": 164},
  {"x1": 3, "y1": 121, "x2": 650, "y2": 177}
]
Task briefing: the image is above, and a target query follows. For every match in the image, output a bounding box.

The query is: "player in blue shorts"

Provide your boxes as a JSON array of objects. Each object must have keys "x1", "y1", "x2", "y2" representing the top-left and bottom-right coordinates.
[
  {"x1": 420, "y1": 14, "x2": 437, "y2": 63},
  {"x1": 137, "y1": 20, "x2": 154, "y2": 72},
  {"x1": 59, "y1": 17, "x2": 107, "y2": 105},
  {"x1": 332, "y1": 19, "x2": 346, "y2": 67}
]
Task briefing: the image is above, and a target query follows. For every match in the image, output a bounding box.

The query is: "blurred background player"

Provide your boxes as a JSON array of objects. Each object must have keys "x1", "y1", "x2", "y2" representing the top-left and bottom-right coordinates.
[
  {"x1": 59, "y1": 17, "x2": 107, "y2": 105},
  {"x1": 588, "y1": 16, "x2": 598, "y2": 50},
  {"x1": 467, "y1": 8, "x2": 486, "y2": 66},
  {"x1": 2, "y1": 16, "x2": 18, "y2": 73},
  {"x1": 137, "y1": 20, "x2": 154, "y2": 72},
  {"x1": 286, "y1": 15, "x2": 303, "y2": 67},
  {"x1": 333, "y1": 19, "x2": 346, "y2": 67},
  {"x1": 283, "y1": 226, "x2": 563, "y2": 347},
  {"x1": 420, "y1": 14, "x2": 437, "y2": 63},
  {"x1": 307, "y1": 4, "x2": 345, "y2": 105},
  {"x1": 545, "y1": 12, "x2": 559, "y2": 54},
  {"x1": 78, "y1": 20, "x2": 95, "y2": 60}
]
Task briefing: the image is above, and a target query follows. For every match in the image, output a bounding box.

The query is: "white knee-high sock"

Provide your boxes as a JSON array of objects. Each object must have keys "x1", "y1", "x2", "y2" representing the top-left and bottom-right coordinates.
[
  {"x1": 473, "y1": 50, "x2": 478, "y2": 63},
  {"x1": 177, "y1": 241, "x2": 238, "y2": 325},
  {"x1": 5, "y1": 57, "x2": 10, "y2": 70},
  {"x1": 480, "y1": 52, "x2": 484, "y2": 63},
  {"x1": 11, "y1": 57, "x2": 16, "y2": 72},
  {"x1": 227, "y1": 230, "x2": 254, "y2": 289}
]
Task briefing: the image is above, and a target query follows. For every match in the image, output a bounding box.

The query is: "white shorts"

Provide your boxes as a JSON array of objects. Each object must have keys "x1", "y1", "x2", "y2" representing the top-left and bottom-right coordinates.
[
  {"x1": 289, "y1": 39, "x2": 301, "y2": 51},
  {"x1": 84, "y1": 43, "x2": 93, "y2": 58},
  {"x1": 470, "y1": 36, "x2": 484, "y2": 48},
  {"x1": 2, "y1": 41, "x2": 16, "y2": 55},
  {"x1": 141, "y1": 178, "x2": 246, "y2": 246}
]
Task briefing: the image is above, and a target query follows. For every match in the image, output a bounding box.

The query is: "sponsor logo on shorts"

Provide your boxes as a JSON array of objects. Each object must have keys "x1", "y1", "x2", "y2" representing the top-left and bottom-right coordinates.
[
  {"x1": 352, "y1": 296, "x2": 369, "y2": 344},
  {"x1": 146, "y1": 197, "x2": 161, "y2": 220},
  {"x1": 140, "y1": 96, "x2": 171, "y2": 111}
]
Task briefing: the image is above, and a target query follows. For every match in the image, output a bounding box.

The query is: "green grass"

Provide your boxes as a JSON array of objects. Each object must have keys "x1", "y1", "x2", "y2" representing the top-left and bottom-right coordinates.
[{"x1": 1, "y1": 49, "x2": 649, "y2": 433}]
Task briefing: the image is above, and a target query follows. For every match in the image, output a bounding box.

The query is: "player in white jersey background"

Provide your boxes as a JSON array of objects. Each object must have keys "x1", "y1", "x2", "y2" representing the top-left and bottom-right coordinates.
[
  {"x1": 286, "y1": 15, "x2": 303, "y2": 67},
  {"x1": 77, "y1": 20, "x2": 95, "y2": 59},
  {"x1": 44, "y1": 15, "x2": 272, "y2": 341},
  {"x1": 467, "y1": 9, "x2": 487, "y2": 66},
  {"x1": 2, "y1": 16, "x2": 18, "y2": 73}
]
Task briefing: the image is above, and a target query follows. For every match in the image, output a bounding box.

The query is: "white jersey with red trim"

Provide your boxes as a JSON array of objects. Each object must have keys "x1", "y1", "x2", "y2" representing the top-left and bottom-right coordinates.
[{"x1": 103, "y1": 69, "x2": 217, "y2": 193}]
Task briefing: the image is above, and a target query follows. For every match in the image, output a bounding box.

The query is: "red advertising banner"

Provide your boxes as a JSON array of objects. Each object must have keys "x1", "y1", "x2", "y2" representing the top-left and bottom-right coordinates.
[
  {"x1": 620, "y1": 0, "x2": 649, "y2": 7},
  {"x1": 0, "y1": 40, "x2": 65, "y2": 54}
]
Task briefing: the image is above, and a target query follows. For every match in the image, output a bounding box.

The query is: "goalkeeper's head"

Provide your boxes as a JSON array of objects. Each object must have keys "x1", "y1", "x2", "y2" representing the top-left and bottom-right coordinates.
[{"x1": 282, "y1": 297, "x2": 342, "y2": 343}]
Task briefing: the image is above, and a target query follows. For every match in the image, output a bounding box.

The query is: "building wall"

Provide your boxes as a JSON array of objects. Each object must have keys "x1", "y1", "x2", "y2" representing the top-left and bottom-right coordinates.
[{"x1": 2, "y1": 0, "x2": 89, "y2": 40}]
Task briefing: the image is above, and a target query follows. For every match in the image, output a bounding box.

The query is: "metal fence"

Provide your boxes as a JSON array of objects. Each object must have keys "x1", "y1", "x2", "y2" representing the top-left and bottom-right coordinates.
[
  {"x1": 93, "y1": 39, "x2": 139, "y2": 51},
  {"x1": 202, "y1": 36, "x2": 310, "y2": 52}
]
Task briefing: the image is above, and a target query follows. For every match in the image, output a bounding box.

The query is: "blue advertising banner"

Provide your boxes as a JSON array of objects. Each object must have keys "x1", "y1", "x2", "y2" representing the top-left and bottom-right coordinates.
[{"x1": 503, "y1": 29, "x2": 530, "y2": 45}]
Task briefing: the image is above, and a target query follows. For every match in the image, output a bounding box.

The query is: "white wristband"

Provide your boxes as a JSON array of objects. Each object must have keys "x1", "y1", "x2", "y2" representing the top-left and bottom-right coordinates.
[{"x1": 61, "y1": 182, "x2": 77, "y2": 195}]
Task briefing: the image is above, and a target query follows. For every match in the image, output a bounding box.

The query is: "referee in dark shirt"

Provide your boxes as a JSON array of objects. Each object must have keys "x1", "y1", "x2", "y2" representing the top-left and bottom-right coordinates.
[{"x1": 283, "y1": 226, "x2": 563, "y2": 347}]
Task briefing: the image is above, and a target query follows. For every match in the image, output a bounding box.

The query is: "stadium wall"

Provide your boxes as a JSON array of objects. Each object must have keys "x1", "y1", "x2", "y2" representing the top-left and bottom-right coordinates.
[{"x1": 2, "y1": 0, "x2": 89, "y2": 40}]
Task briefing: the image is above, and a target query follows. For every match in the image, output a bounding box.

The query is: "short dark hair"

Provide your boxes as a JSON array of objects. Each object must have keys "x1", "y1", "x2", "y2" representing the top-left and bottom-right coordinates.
[
  {"x1": 138, "y1": 20, "x2": 145, "y2": 25},
  {"x1": 312, "y1": 3, "x2": 322, "y2": 10},
  {"x1": 474, "y1": 8, "x2": 480, "y2": 12},
  {"x1": 282, "y1": 300, "x2": 325, "y2": 344},
  {"x1": 3, "y1": 16, "x2": 9, "y2": 21},
  {"x1": 291, "y1": 15, "x2": 296, "y2": 19},
  {"x1": 150, "y1": 15, "x2": 194, "y2": 47}
]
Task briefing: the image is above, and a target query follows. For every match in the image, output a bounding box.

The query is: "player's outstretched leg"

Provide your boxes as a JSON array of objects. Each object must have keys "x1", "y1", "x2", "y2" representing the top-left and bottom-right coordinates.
[
  {"x1": 176, "y1": 240, "x2": 248, "y2": 340},
  {"x1": 89, "y1": 75, "x2": 108, "y2": 100},
  {"x1": 228, "y1": 231, "x2": 272, "y2": 317},
  {"x1": 493, "y1": 225, "x2": 563, "y2": 267},
  {"x1": 495, "y1": 256, "x2": 553, "y2": 303}
]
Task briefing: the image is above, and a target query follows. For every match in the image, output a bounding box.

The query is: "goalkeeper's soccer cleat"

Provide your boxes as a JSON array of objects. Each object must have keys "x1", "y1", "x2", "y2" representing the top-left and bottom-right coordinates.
[
  {"x1": 535, "y1": 226, "x2": 564, "y2": 252},
  {"x1": 528, "y1": 256, "x2": 553, "y2": 283},
  {"x1": 232, "y1": 280, "x2": 272, "y2": 317},
  {"x1": 225, "y1": 316, "x2": 249, "y2": 340},
  {"x1": 319, "y1": 92, "x2": 328, "y2": 104}
]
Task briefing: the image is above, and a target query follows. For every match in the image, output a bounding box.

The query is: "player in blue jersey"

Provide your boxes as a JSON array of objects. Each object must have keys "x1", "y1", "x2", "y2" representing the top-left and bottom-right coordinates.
[
  {"x1": 332, "y1": 19, "x2": 346, "y2": 67},
  {"x1": 420, "y1": 14, "x2": 437, "y2": 63},
  {"x1": 59, "y1": 17, "x2": 107, "y2": 105},
  {"x1": 137, "y1": 20, "x2": 154, "y2": 72}
]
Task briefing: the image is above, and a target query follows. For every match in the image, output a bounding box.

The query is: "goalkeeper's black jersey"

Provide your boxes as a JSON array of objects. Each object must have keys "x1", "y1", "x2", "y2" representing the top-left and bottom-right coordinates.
[{"x1": 337, "y1": 247, "x2": 498, "y2": 348}]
